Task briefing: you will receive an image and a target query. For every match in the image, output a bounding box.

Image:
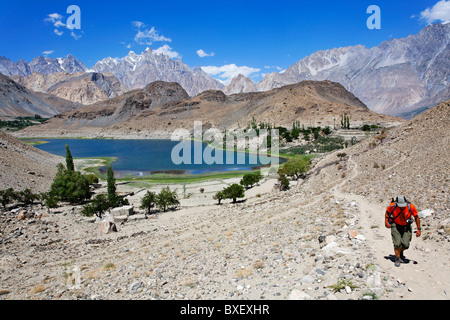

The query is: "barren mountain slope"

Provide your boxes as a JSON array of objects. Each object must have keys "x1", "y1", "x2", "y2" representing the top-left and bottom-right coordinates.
[
  {"x1": 342, "y1": 99, "x2": 449, "y2": 213},
  {"x1": 11, "y1": 72, "x2": 129, "y2": 105},
  {"x1": 302, "y1": 99, "x2": 449, "y2": 226},
  {"x1": 0, "y1": 131, "x2": 61, "y2": 192},
  {"x1": 17, "y1": 81, "x2": 190, "y2": 137},
  {"x1": 0, "y1": 74, "x2": 60, "y2": 118}
]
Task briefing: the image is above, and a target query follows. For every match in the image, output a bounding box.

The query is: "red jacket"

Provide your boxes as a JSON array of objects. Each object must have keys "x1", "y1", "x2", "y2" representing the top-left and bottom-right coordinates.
[{"x1": 385, "y1": 202, "x2": 418, "y2": 226}]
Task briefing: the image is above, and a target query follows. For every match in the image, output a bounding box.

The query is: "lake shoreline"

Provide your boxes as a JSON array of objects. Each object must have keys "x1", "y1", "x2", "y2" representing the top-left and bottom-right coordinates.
[{"x1": 24, "y1": 136, "x2": 287, "y2": 183}]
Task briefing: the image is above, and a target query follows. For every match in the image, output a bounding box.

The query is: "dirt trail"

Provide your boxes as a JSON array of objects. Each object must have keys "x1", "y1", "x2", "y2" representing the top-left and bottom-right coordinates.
[{"x1": 332, "y1": 157, "x2": 449, "y2": 299}]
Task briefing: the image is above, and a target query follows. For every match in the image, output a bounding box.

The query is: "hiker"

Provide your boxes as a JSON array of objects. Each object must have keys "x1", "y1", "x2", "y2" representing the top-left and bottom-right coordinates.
[{"x1": 385, "y1": 196, "x2": 421, "y2": 267}]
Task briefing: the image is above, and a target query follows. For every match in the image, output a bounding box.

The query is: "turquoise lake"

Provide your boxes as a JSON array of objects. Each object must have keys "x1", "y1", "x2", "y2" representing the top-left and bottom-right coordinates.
[{"x1": 32, "y1": 139, "x2": 281, "y2": 176}]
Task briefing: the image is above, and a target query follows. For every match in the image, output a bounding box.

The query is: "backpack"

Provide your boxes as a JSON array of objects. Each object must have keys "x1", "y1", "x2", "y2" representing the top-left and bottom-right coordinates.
[{"x1": 388, "y1": 197, "x2": 412, "y2": 225}]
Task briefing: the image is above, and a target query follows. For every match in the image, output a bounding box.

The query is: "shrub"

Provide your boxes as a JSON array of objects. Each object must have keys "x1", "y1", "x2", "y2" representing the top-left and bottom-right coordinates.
[
  {"x1": 213, "y1": 191, "x2": 225, "y2": 205},
  {"x1": 85, "y1": 174, "x2": 99, "y2": 185},
  {"x1": 278, "y1": 156, "x2": 311, "y2": 180},
  {"x1": 222, "y1": 183, "x2": 245, "y2": 203},
  {"x1": 49, "y1": 167, "x2": 91, "y2": 205},
  {"x1": 240, "y1": 171, "x2": 263, "y2": 189},
  {"x1": 156, "y1": 187, "x2": 180, "y2": 212},
  {"x1": 277, "y1": 173, "x2": 290, "y2": 191},
  {"x1": 140, "y1": 191, "x2": 157, "y2": 214},
  {"x1": 81, "y1": 194, "x2": 110, "y2": 218},
  {"x1": 0, "y1": 188, "x2": 16, "y2": 209},
  {"x1": 16, "y1": 189, "x2": 39, "y2": 206}
]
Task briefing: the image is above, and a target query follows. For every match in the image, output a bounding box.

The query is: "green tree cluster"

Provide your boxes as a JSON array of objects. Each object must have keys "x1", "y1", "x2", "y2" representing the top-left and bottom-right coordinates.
[
  {"x1": 81, "y1": 165, "x2": 129, "y2": 217},
  {"x1": 214, "y1": 183, "x2": 245, "y2": 204},
  {"x1": 49, "y1": 162, "x2": 91, "y2": 205},
  {"x1": 278, "y1": 156, "x2": 311, "y2": 180},
  {"x1": 0, "y1": 188, "x2": 41, "y2": 209},
  {"x1": 341, "y1": 113, "x2": 350, "y2": 129},
  {"x1": 240, "y1": 171, "x2": 263, "y2": 189},
  {"x1": 140, "y1": 187, "x2": 180, "y2": 214},
  {"x1": 47, "y1": 144, "x2": 102, "y2": 208}
]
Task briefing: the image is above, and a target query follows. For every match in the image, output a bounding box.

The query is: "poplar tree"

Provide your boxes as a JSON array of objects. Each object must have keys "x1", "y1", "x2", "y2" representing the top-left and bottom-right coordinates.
[
  {"x1": 65, "y1": 144, "x2": 74, "y2": 171},
  {"x1": 107, "y1": 166, "x2": 117, "y2": 205}
]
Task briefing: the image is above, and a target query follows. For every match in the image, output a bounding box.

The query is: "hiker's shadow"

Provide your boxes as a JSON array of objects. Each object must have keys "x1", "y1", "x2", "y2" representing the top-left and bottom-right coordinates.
[{"x1": 384, "y1": 254, "x2": 418, "y2": 265}]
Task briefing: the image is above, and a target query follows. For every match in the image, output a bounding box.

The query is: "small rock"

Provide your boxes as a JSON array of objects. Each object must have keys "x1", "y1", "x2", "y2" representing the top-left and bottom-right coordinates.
[
  {"x1": 0, "y1": 289, "x2": 10, "y2": 295},
  {"x1": 327, "y1": 293, "x2": 339, "y2": 300},
  {"x1": 348, "y1": 229, "x2": 359, "y2": 239},
  {"x1": 129, "y1": 281, "x2": 143, "y2": 294},
  {"x1": 345, "y1": 286, "x2": 352, "y2": 294},
  {"x1": 300, "y1": 275, "x2": 314, "y2": 284},
  {"x1": 289, "y1": 289, "x2": 311, "y2": 300},
  {"x1": 316, "y1": 269, "x2": 326, "y2": 276}
]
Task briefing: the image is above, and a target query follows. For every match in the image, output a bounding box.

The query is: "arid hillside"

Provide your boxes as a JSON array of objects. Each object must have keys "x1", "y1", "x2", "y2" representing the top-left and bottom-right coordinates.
[
  {"x1": 305, "y1": 99, "x2": 449, "y2": 222},
  {"x1": 0, "y1": 131, "x2": 61, "y2": 192},
  {"x1": 0, "y1": 74, "x2": 78, "y2": 118}
]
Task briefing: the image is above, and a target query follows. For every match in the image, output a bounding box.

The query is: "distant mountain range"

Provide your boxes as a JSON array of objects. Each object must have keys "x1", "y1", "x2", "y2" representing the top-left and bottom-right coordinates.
[
  {"x1": 0, "y1": 23, "x2": 448, "y2": 117},
  {"x1": 255, "y1": 22, "x2": 450, "y2": 117},
  {"x1": 0, "y1": 54, "x2": 87, "y2": 76},
  {"x1": 91, "y1": 48, "x2": 224, "y2": 97}
]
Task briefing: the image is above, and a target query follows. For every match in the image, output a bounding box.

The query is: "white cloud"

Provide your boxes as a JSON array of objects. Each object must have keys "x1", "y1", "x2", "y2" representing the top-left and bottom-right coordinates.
[
  {"x1": 196, "y1": 49, "x2": 215, "y2": 58},
  {"x1": 201, "y1": 64, "x2": 261, "y2": 85},
  {"x1": 45, "y1": 13, "x2": 63, "y2": 23},
  {"x1": 70, "y1": 31, "x2": 82, "y2": 40},
  {"x1": 264, "y1": 65, "x2": 282, "y2": 70},
  {"x1": 132, "y1": 21, "x2": 171, "y2": 45},
  {"x1": 54, "y1": 29, "x2": 64, "y2": 36},
  {"x1": 45, "y1": 13, "x2": 66, "y2": 28},
  {"x1": 420, "y1": 0, "x2": 450, "y2": 24},
  {"x1": 42, "y1": 50, "x2": 54, "y2": 56},
  {"x1": 131, "y1": 21, "x2": 146, "y2": 29},
  {"x1": 154, "y1": 44, "x2": 182, "y2": 59}
]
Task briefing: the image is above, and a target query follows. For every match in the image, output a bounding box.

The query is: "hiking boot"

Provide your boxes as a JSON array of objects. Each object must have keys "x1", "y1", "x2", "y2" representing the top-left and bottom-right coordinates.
[
  {"x1": 394, "y1": 257, "x2": 401, "y2": 267},
  {"x1": 400, "y1": 252, "x2": 406, "y2": 262}
]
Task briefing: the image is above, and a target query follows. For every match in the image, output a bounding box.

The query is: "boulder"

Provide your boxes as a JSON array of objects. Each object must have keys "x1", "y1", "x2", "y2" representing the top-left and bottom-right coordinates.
[
  {"x1": 110, "y1": 206, "x2": 133, "y2": 217},
  {"x1": 99, "y1": 220, "x2": 117, "y2": 234},
  {"x1": 418, "y1": 209, "x2": 433, "y2": 219}
]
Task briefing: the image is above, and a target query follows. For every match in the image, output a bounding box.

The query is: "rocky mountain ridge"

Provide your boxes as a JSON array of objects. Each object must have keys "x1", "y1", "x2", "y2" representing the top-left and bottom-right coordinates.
[
  {"x1": 11, "y1": 72, "x2": 129, "y2": 106},
  {"x1": 254, "y1": 23, "x2": 450, "y2": 117},
  {"x1": 91, "y1": 48, "x2": 224, "y2": 97},
  {"x1": 0, "y1": 55, "x2": 87, "y2": 77},
  {"x1": 0, "y1": 74, "x2": 79, "y2": 117},
  {"x1": 17, "y1": 80, "x2": 402, "y2": 138}
]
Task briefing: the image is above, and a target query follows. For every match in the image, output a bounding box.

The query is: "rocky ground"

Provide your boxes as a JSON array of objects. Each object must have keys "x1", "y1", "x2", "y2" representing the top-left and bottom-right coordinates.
[
  {"x1": 0, "y1": 160, "x2": 448, "y2": 301},
  {"x1": 0, "y1": 101, "x2": 448, "y2": 301}
]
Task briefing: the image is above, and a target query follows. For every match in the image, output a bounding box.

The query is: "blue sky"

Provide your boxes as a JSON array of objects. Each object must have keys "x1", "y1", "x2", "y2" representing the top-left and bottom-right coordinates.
[{"x1": 0, "y1": 0, "x2": 449, "y2": 84}]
